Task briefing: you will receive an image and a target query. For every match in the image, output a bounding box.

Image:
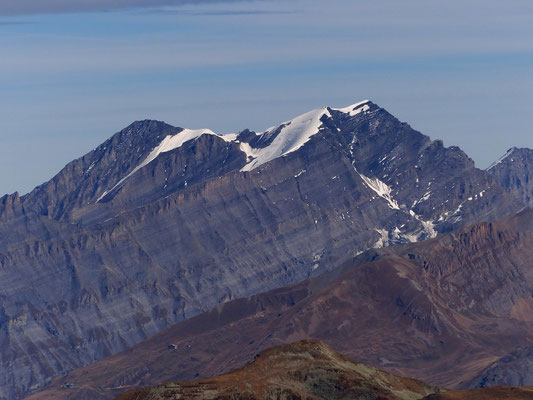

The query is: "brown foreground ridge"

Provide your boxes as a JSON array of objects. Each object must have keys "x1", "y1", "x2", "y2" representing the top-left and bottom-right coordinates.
[
  {"x1": 115, "y1": 339, "x2": 440, "y2": 400},
  {"x1": 424, "y1": 386, "x2": 533, "y2": 399}
]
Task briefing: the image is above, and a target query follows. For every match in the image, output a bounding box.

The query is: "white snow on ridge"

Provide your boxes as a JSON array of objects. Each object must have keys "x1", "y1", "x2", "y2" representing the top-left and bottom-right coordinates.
[
  {"x1": 239, "y1": 99, "x2": 372, "y2": 171},
  {"x1": 358, "y1": 173, "x2": 400, "y2": 210},
  {"x1": 135, "y1": 128, "x2": 218, "y2": 175},
  {"x1": 486, "y1": 147, "x2": 516, "y2": 170},
  {"x1": 96, "y1": 128, "x2": 222, "y2": 202},
  {"x1": 241, "y1": 107, "x2": 331, "y2": 171},
  {"x1": 96, "y1": 100, "x2": 372, "y2": 201},
  {"x1": 333, "y1": 100, "x2": 371, "y2": 116}
]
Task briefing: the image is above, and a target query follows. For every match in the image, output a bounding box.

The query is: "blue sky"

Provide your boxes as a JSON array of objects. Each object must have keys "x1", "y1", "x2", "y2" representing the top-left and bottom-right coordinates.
[{"x1": 1, "y1": 0, "x2": 532, "y2": 194}]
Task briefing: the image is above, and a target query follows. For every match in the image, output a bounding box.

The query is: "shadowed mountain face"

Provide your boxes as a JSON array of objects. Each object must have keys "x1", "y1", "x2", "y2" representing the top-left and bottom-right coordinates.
[
  {"x1": 0, "y1": 101, "x2": 527, "y2": 399},
  {"x1": 487, "y1": 147, "x2": 533, "y2": 208},
  {"x1": 27, "y1": 209, "x2": 533, "y2": 400},
  {"x1": 114, "y1": 339, "x2": 440, "y2": 400}
]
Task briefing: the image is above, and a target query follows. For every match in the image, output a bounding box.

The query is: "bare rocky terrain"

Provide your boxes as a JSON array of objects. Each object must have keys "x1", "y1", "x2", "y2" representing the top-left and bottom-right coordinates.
[{"x1": 114, "y1": 339, "x2": 441, "y2": 400}]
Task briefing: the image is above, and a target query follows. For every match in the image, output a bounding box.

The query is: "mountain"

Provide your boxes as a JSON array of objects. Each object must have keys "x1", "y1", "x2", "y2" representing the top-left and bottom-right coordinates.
[
  {"x1": 113, "y1": 339, "x2": 440, "y2": 400},
  {"x1": 0, "y1": 100, "x2": 526, "y2": 399},
  {"x1": 27, "y1": 208, "x2": 533, "y2": 400},
  {"x1": 487, "y1": 147, "x2": 533, "y2": 208}
]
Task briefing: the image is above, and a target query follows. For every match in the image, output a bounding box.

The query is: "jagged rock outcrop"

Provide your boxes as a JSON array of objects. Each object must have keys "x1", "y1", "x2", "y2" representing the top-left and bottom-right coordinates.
[
  {"x1": 0, "y1": 101, "x2": 527, "y2": 399},
  {"x1": 27, "y1": 209, "x2": 533, "y2": 400},
  {"x1": 487, "y1": 147, "x2": 533, "y2": 208}
]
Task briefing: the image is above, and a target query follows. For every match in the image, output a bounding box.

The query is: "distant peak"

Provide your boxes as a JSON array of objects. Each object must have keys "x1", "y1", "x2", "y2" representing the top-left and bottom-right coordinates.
[{"x1": 124, "y1": 119, "x2": 172, "y2": 131}]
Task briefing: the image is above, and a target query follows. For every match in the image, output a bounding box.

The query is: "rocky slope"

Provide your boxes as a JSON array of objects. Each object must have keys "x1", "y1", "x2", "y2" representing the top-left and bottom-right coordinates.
[
  {"x1": 27, "y1": 209, "x2": 533, "y2": 400},
  {"x1": 114, "y1": 339, "x2": 440, "y2": 400},
  {"x1": 467, "y1": 346, "x2": 533, "y2": 388},
  {"x1": 424, "y1": 387, "x2": 533, "y2": 400},
  {"x1": 0, "y1": 101, "x2": 527, "y2": 399},
  {"x1": 487, "y1": 147, "x2": 533, "y2": 208}
]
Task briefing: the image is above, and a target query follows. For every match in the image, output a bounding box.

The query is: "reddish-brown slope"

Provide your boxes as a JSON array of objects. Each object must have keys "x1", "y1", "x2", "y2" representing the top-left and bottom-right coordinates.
[
  {"x1": 28, "y1": 209, "x2": 533, "y2": 400},
  {"x1": 114, "y1": 339, "x2": 440, "y2": 400}
]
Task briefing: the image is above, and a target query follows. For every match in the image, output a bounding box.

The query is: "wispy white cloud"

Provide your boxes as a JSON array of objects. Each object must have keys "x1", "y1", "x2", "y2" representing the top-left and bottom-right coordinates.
[
  {"x1": 0, "y1": 0, "x2": 260, "y2": 16},
  {"x1": 144, "y1": 9, "x2": 293, "y2": 16}
]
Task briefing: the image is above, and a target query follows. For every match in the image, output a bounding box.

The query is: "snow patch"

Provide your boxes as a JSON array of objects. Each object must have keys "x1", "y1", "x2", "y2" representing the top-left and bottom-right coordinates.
[
  {"x1": 358, "y1": 173, "x2": 400, "y2": 210},
  {"x1": 407, "y1": 208, "x2": 437, "y2": 239},
  {"x1": 333, "y1": 100, "x2": 371, "y2": 116},
  {"x1": 239, "y1": 142, "x2": 255, "y2": 161},
  {"x1": 373, "y1": 228, "x2": 389, "y2": 249},
  {"x1": 419, "y1": 219, "x2": 437, "y2": 239},
  {"x1": 97, "y1": 128, "x2": 221, "y2": 202},
  {"x1": 85, "y1": 161, "x2": 96, "y2": 174},
  {"x1": 449, "y1": 202, "x2": 464, "y2": 221},
  {"x1": 412, "y1": 191, "x2": 431, "y2": 207},
  {"x1": 241, "y1": 107, "x2": 331, "y2": 171}
]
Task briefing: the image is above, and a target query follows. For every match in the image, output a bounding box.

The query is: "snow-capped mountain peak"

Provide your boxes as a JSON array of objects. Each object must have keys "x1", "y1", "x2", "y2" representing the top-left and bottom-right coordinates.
[{"x1": 94, "y1": 101, "x2": 376, "y2": 200}]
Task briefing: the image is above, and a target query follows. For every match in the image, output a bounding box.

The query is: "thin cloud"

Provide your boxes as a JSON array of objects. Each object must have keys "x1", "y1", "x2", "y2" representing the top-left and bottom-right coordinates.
[
  {"x1": 145, "y1": 9, "x2": 294, "y2": 16},
  {"x1": 0, "y1": 0, "x2": 260, "y2": 16},
  {"x1": 0, "y1": 20, "x2": 37, "y2": 25}
]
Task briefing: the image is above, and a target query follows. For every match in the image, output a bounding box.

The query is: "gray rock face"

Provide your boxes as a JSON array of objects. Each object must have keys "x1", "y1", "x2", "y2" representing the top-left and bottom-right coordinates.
[
  {"x1": 469, "y1": 347, "x2": 533, "y2": 387},
  {"x1": 486, "y1": 147, "x2": 533, "y2": 208},
  {"x1": 26, "y1": 209, "x2": 533, "y2": 400},
  {"x1": 0, "y1": 101, "x2": 526, "y2": 399}
]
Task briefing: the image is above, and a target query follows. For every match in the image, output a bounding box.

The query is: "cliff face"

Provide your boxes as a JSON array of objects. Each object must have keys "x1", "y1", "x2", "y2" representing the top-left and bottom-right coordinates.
[
  {"x1": 487, "y1": 147, "x2": 533, "y2": 208},
  {"x1": 0, "y1": 101, "x2": 526, "y2": 399},
  {"x1": 27, "y1": 210, "x2": 533, "y2": 400}
]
